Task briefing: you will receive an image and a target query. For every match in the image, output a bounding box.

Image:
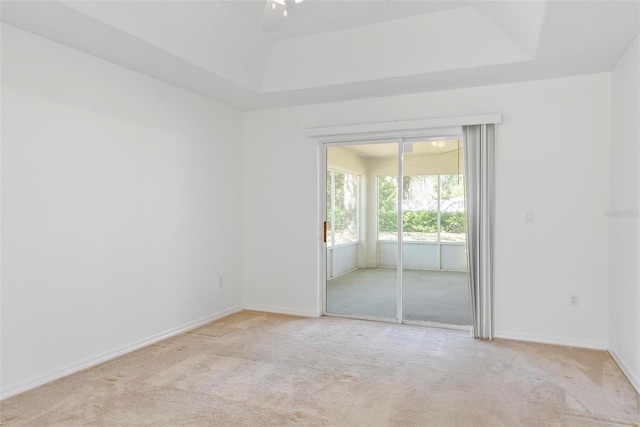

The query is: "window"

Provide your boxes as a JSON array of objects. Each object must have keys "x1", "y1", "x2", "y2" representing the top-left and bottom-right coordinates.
[
  {"x1": 377, "y1": 176, "x2": 398, "y2": 241},
  {"x1": 438, "y1": 174, "x2": 466, "y2": 242},
  {"x1": 377, "y1": 174, "x2": 466, "y2": 243},
  {"x1": 327, "y1": 170, "x2": 359, "y2": 247}
]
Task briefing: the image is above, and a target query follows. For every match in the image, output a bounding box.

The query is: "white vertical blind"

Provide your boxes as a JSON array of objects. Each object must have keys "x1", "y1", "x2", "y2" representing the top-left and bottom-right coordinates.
[{"x1": 463, "y1": 124, "x2": 496, "y2": 339}]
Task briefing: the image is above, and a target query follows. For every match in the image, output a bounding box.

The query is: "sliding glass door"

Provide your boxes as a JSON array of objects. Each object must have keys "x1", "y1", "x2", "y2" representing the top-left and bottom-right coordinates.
[
  {"x1": 325, "y1": 142, "x2": 397, "y2": 320},
  {"x1": 323, "y1": 138, "x2": 470, "y2": 327},
  {"x1": 401, "y1": 140, "x2": 471, "y2": 326}
]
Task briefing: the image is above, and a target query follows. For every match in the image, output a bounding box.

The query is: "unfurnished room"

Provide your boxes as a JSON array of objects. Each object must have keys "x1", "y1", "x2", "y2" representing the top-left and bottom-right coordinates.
[{"x1": 0, "y1": 0, "x2": 639, "y2": 425}]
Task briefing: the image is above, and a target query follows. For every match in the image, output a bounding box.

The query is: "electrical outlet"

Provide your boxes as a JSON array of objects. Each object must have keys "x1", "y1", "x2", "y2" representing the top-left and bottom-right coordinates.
[
  {"x1": 218, "y1": 276, "x2": 224, "y2": 287},
  {"x1": 569, "y1": 295, "x2": 579, "y2": 308}
]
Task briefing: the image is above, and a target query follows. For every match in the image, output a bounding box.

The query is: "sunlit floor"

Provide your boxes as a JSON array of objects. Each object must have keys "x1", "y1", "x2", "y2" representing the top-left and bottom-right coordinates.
[{"x1": 327, "y1": 268, "x2": 471, "y2": 325}]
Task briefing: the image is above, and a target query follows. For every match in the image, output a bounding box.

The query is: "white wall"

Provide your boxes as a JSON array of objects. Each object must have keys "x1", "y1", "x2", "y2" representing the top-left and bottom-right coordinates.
[
  {"x1": 244, "y1": 73, "x2": 611, "y2": 348},
  {"x1": 609, "y1": 34, "x2": 640, "y2": 393},
  {"x1": 1, "y1": 25, "x2": 244, "y2": 397}
]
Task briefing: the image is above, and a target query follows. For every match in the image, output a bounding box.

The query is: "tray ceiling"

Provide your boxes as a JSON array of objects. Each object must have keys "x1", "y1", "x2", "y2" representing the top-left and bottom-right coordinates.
[{"x1": 2, "y1": 0, "x2": 638, "y2": 110}]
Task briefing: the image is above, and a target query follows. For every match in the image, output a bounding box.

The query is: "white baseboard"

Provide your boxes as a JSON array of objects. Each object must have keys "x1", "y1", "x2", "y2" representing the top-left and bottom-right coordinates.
[
  {"x1": 494, "y1": 330, "x2": 608, "y2": 350},
  {"x1": 0, "y1": 305, "x2": 243, "y2": 400},
  {"x1": 608, "y1": 347, "x2": 640, "y2": 395},
  {"x1": 243, "y1": 304, "x2": 320, "y2": 318}
]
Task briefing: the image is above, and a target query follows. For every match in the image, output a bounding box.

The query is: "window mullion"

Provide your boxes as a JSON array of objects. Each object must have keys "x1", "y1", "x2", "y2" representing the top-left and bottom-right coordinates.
[{"x1": 437, "y1": 175, "x2": 441, "y2": 243}]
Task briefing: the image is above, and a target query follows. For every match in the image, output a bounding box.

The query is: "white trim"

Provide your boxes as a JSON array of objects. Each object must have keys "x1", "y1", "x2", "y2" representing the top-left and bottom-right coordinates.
[
  {"x1": 0, "y1": 305, "x2": 244, "y2": 400},
  {"x1": 396, "y1": 138, "x2": 404, "y2": 324},
  {"x1": 494, "y1": 330, "x2": 608, "y2": 350},
  {"x1": 243, "y1": 304, "x2": 321, "y2": 318},
  {"x1": 306, "y1": 114, "x2": 502, "y2": 140},
  {"x1": 608, "y1": 347, "x2": 640, "y2": 395},
  {"x1": 318, "y1": 142, "x2": 327, "y2": 317}
]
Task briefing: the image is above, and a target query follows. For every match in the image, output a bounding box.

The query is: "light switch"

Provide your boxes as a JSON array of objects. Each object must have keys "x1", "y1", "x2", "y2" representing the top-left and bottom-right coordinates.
[{"x1": 526, "y1": 210, "x2": 535, "y2": 223}]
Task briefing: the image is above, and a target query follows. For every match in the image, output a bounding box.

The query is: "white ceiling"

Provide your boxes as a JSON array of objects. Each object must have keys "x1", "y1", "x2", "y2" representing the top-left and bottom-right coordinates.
[
  {"x1": 342, "y1": 139, "x2": 461, "y2": 159},
  {"x1": 2, "y1": 0, "x2": 639, "y2": 111}
]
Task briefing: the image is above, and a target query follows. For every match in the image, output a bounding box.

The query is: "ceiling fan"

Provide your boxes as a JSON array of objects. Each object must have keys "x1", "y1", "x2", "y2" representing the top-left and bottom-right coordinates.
[{"x1": 260, "y1": 0, "x2": 305, "y2": 32}]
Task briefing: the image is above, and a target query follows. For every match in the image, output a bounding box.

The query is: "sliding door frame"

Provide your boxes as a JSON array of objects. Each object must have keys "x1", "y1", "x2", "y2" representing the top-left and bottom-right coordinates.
[
  {"x1": 320, "y1": 130, "x2": 464, "y2": 325},
  {"x1": 396, "y1": 139, "x2": 404, "y2": 323},
  {"x1": 400, "y1": 138, "x2": 469, "y2": 331},
  {"x1": 320, "y1": 137, "x2": 400, "y2": 322}
]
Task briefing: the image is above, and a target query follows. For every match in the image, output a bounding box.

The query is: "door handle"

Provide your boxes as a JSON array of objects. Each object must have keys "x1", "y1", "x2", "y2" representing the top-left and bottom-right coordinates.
[{"x1": 323, "y1": 221, "x2": 327, "y2": 243}]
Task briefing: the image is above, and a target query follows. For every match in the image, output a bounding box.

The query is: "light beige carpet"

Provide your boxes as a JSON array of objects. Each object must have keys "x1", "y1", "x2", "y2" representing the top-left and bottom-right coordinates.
[{"x1": 1, "y1": 311, "x2": 638, "y2": 426}]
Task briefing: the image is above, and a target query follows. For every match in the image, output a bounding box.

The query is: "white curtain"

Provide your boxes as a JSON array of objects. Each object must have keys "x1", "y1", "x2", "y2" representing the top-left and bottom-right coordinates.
[{"x1": 463, "y1": 124, "x2": 495, "y2": 339}]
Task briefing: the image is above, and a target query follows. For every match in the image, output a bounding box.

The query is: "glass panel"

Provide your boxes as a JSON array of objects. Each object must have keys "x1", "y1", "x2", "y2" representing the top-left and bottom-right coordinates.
[
  {"x1": 326, "y1": 143, "x2": 397, "y2": 320},
  {"x1": 332, "y1": 171, "x2": 359, "y2": 245},
  {"x1": 440, "y1": 175, "x2": 466, "y2": 243},
  {"x1": 401, "y1": 140, "x2": 471, "y2": 326},
  {"x1": 377, "y1": 176, "x2": 397, "y2": 241},
  {"x1": 402, "y1": 175, "x2": 438, "y2": 242},
  {"x1": 326, "y1": 171, "x2": 333, "y2": 246}
]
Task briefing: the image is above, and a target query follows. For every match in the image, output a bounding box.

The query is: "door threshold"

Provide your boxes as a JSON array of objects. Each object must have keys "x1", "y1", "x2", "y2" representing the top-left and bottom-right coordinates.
[
  {"x1": 323, "y1": 312, "x2": 473, "y2": 334},
  {"x1": 322, "y1": 312, "x2": 399, "y2": 324},
  {"x1": 403, "y1": 319, "x2": 472, "y2": 333}
]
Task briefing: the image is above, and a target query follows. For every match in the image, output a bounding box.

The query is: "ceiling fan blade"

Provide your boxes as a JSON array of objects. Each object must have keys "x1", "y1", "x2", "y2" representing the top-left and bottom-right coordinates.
[{"x1": 260, "y1": 0, "x2": 285, "y2": 32}]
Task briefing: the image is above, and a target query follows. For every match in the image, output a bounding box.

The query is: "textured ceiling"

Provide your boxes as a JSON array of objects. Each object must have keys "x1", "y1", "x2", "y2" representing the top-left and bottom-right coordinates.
[{"x1": 1, "y1": 0, "x2": 638, "y2": 110}]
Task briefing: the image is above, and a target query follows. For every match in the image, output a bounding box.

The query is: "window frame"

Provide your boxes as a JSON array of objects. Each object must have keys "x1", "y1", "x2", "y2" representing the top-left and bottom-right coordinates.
[
  {"x1": 376, "y1": 173, "x2": 466, "y2": 244},
  {"x1": 327, "y1": 168, "x2": 361, "y2": 248}
]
